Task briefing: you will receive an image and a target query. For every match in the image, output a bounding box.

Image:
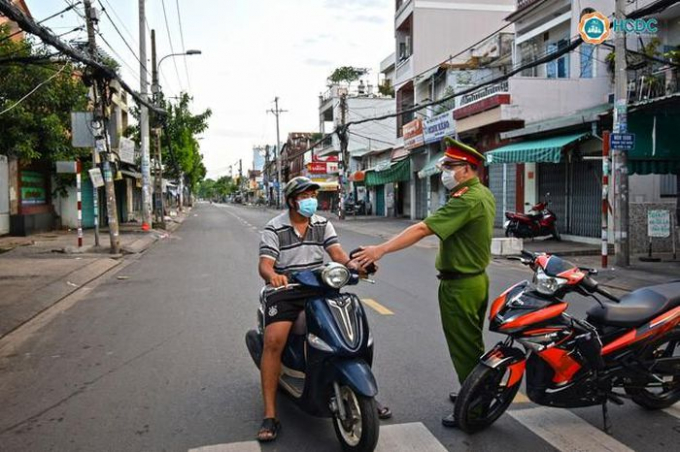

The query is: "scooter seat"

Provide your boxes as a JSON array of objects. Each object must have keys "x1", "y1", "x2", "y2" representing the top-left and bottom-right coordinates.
[{"x1": 587, "y1": 282, "x2": 680, "y2": 328}]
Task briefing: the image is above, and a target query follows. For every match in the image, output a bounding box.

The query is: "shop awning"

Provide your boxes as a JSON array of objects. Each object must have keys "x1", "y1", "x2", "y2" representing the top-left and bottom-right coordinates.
[
  {"x1": 627, "y1": 112, "x2": 680, "y2": 175},
  {"x1": 418, "y1": 151, "x2": 445, "y2": 179},
  {"x1": 365, "y1": 159, "x2": 411, "y2": 187},
  {"x1": 485, "y1": 132, "x2": 590, "y2": 165}
]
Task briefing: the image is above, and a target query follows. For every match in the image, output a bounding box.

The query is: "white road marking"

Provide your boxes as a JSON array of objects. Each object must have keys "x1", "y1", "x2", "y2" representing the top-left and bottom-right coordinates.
[
  {"x1": 664, "y1": 403, "x2": 680, "y2": 420},
  {"x1": 189, "y1": 441, "x2": 260, "y2": 452},
  {"x1": 509, "y1": 407, "x2": 634, "y2": 452},
  {"x1": 376, "y1": 422, "x2": 447, "y2": 452},
  {"x1": 187, "y1": 422, "x2": 449, "y2": 452}
]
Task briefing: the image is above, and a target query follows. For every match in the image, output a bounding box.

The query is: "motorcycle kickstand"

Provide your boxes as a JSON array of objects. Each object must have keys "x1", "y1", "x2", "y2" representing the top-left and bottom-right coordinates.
[{"x1": 601, "y1": 400, "x2": 612, "y2": 435}]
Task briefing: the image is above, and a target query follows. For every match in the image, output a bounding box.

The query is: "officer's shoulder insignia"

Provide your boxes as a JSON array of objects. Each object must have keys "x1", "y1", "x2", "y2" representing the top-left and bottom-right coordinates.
[{"x1": 452, "y1": 187, "x2": 469, "y2": 198}]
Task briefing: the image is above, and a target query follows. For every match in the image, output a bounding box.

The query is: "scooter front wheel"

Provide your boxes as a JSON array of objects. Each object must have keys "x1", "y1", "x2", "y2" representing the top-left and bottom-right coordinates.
[
  {"x1": 332, "y1": 385, "x2": 379, "y2": 452},
  {"x1": 454, "y1": 362, "x2": 521, "y2": 433}
]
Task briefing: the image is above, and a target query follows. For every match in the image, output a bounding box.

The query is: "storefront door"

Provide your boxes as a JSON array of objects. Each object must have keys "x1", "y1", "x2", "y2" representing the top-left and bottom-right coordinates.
[{"x1": 375, "y1": 185, "x2": 385, "y2": 217}]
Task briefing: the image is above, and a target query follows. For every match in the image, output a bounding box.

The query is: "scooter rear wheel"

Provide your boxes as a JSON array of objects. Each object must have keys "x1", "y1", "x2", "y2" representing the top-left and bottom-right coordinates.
[
  {"x1": 454, "y1": 363, "x2": 522, "y2": 434},
  {"x1": 332, "y1": 385, "x2": 379, "y2": 452},
  {"x1": 625, "y1": 329, "x2": 680, "y2": 410}
]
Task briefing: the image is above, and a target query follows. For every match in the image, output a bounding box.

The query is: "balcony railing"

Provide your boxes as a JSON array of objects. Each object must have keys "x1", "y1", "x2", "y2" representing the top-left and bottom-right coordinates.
[
  {"x1": 629, "y1": 67, "x2": 680, "y2": 104},
  {"x1": 459, "y1": 80, "x2": 509, "y2": 107}
]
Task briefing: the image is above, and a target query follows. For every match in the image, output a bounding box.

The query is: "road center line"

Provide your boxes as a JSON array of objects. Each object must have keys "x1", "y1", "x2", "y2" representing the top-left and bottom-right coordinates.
[
  {"x1": 509, "y1": 407, "x2": 634, "y2": 452},
  {"x1": 362, "y1": 298, "x2": 394, "y2": 315},
  {"x1": 189, "y1": 441, "x2": 261, "y2": 452},
  {"x1": 376, "y1": 422, "x2": 447, "y2": 452}
]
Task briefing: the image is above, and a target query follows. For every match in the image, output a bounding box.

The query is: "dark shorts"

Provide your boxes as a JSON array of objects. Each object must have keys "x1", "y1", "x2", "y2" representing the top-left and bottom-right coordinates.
[{"x1": 265, "y1": 299, "x2": 305, "y2": 325}]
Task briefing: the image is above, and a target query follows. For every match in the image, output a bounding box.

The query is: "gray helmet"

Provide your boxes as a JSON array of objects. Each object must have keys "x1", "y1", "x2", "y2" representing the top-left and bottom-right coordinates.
[{"x1": 284, "y1": 177, "x2": 320, "y2": 207}]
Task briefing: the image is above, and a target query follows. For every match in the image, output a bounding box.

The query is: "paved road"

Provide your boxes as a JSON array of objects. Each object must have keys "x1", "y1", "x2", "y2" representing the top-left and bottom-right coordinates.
[{"x1": 0, "y1": 203, "x2": 677, "y2": 452}]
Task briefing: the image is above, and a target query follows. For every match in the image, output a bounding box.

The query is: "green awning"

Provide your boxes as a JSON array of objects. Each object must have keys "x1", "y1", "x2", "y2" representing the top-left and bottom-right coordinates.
[
  {"x1": 627, "y1": 112, "x2": 680, "y2": 175},
  {"x1": 485, "y1": 132, "x2": 590, "y2": 165},
  {"x1": 418, "y1": 151, "x2": 445, "y2": 179},
  {"x1": 365, "y1": 159, "x2": 411, "y2": 187}
]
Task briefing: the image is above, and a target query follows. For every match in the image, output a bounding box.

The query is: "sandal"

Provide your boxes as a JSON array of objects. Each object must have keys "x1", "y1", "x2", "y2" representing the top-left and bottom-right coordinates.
[
  {"x1": 257, "y1": 418, "x2": 281, "y2": 442},
  {"x1": 377, "y1": 403, "x2": 392, "y2": 420}
]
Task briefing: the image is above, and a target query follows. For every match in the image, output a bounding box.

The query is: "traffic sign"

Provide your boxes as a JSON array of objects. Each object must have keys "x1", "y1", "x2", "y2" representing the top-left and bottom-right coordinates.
[{"x1": 610, "y1": 133, "x2": 635, "y2": 151}]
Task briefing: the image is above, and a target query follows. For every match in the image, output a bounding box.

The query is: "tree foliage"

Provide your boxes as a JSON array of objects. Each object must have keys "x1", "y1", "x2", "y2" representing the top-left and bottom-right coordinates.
[
  {"x1": 0, "y1": 27, "x2": 89, "y2": 162},
  {"x1": 160, "y1": 93, "x2": 212, "y2": 192},
  {"x1": 197, "y1": 176, "x2": 237, "y2": 200},
  {"x1": 328, "y1": 66, "x2": 368, "y2": 85}
]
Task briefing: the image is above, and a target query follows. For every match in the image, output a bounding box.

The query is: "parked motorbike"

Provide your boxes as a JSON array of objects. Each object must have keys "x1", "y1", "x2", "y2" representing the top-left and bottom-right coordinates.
[
  {"x1": 245, "y1": 257, "x2": 379, "y2": 452},
  {"x1": 504, "y1": 194, "x2": 560, "y2": 241},
  {"x1": 454, "y1": 251, "x2": 680, "y2": 434}
]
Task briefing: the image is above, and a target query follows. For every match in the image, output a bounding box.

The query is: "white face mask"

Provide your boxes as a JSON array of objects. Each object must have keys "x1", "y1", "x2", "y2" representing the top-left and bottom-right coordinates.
[{"x1": 441, "y1": 169, "x2": 458, "y2": 190}]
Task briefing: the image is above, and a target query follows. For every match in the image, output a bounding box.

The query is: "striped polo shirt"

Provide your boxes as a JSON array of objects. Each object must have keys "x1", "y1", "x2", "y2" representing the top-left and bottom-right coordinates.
[{"x1": 259, "y1": 212, "x2": 340, "y2": 275}]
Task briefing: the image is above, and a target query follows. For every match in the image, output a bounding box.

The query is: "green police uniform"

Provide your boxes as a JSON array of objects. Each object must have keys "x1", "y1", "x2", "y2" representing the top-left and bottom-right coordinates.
[{"x1": 423, "y1": 176, "x2": 495, "y2": 384}]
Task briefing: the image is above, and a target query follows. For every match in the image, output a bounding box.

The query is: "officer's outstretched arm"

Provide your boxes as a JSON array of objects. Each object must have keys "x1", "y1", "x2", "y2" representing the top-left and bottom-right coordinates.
[{"x1": 356, "y1": 222, "x2": 433, "y2": 265}]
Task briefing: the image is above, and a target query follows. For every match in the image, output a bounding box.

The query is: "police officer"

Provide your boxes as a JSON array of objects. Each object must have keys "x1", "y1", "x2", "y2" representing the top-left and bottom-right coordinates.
[{"x1": 355, "y1": 137, "x2": 495, "y2": 427}]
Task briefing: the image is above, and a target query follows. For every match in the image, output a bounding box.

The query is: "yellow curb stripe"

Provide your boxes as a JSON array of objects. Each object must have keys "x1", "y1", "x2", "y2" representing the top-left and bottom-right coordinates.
[{"x1": 361, "y1": 298, "x2": 394, "y2": 315}]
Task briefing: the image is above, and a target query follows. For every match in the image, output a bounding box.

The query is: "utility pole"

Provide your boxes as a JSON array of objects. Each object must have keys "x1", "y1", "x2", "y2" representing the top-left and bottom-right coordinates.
[
  {"x1": 139, "y1": 0, "x2": 152, "y2": 230},
  {"x1": 264, "y1": 145, "x2": 270, "y2": 205},
  {"x1": 82, "y1": 0, "x2": 99, "y2": 247},
  {"x1": 338, "y1": 91, "x2": 349, "y2": 220},
  {"x1": 84, "y1": 0, "x2": 119, "y2": 254},
  {"x1": 613, "y1": 0, "x2": 629, "y2": 266},
  {"x1": 268, "y1": 97, "x2": 287, "y2": 209},
  {"x1": 150, "y1": 29, "x2": 165, "y2": 228},
  {"x1": 239, "y1": 159, "x2": 243, "y2": 195}
]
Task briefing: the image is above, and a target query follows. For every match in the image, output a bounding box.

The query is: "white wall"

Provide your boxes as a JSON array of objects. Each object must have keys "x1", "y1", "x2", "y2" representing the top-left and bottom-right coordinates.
[
  {"x1": 411, "y1": 0, "x2": 515, "y2": 75},
  {"x1": 53, "y1": 184, "x2": 79, "y2": 229},
  {"x1": 346, "y1": 97, "x2": 397, "y2": 154},
  {"x1": 509, "y1": 76, "x2": 611, "y2": 123}
]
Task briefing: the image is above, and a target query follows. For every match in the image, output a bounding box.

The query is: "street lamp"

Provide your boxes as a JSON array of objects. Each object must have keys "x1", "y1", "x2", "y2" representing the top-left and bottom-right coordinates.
[{"x1": 151, "y1": 47, "x2": 202, "y2": 221}]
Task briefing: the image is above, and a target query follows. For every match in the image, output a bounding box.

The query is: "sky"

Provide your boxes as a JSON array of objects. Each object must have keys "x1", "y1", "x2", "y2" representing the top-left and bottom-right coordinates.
[{"x1": 27, "y1": 0, "x2": 395, "y2": 179}]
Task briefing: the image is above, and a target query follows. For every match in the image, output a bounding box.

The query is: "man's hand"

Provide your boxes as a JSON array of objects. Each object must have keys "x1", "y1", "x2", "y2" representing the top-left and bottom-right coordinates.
[
  {"x1": 354, "y1": 245, "x2": 385, "y2": 266},
  {"x1": 269, "y1": 274, "x2": 289, "y2": 288}
]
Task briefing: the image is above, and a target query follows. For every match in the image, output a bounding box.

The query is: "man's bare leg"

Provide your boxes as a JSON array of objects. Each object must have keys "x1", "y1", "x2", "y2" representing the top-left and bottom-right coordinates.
[{"x1": 261, "y1": 321, "x2": 293, "y2": 419}]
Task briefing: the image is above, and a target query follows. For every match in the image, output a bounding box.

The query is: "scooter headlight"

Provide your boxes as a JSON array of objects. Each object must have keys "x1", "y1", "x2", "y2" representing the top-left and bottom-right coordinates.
[
  {"x1": 533, "y1": 268, "x2": 567, "y2": 295},
  {"x1": 308, "y1": 333, "x2": 334, "y2": 352},
  {"x1": 321, "y1": 262, "x2": 351, "y2": 289}
]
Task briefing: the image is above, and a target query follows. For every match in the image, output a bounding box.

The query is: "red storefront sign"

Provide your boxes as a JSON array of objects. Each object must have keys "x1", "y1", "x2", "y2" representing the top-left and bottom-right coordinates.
[{"x1": 308, "y1": 162, "x2": 327, "y2": 174}]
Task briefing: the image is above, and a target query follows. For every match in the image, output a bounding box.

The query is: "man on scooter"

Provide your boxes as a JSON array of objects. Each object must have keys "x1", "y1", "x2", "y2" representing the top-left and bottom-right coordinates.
[{"x1": 256, "y1": 176, "x2": 390, "y2": 442}]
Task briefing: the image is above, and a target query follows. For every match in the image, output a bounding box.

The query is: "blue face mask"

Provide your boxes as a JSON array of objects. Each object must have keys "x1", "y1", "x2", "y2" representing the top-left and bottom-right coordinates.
[{"x1": 297, "y1": 198, "x2": 318, "y2": 217}]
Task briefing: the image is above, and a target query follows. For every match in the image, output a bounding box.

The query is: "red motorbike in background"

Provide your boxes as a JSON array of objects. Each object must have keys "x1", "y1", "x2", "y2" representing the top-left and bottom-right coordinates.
[
  {"x1": 504, "y1": 194, "x2": 560, "y2": 241},
  {"x1": 454, "y1": 251, "x2": 680, "y2": 434}
]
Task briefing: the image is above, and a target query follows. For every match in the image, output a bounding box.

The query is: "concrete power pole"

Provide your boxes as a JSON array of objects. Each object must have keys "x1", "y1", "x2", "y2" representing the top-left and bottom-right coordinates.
[
  {"x1": 138, "y1": 0, "x2": 152, "y2": 229},
  {"x1": 269, "y1": 97, "x2": 287, "y2": 209},
  {"x1": 82, "y1": 0, "x2": 99, "y2": 247},
  {"x1": 150, "y1": 29, "x2": 165, "y2": 228},
  {"x1": 83, "y1": 0, "x2": 119, "y2": 254},
  {"x1": 338, "y1": 91, "x2": 349, "y2": 220},
  {"x1": 613, "y1": 0, "x2": 630, "y2": 266}
]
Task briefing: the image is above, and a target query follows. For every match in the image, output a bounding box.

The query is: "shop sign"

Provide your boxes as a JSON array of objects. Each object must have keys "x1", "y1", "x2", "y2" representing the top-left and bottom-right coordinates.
[
  {"x1": 648, "y1": 210, "x2": 670, "y2": 238},
  {"x1": 403, "y1": 118, "x2": 424, "y2": 150},
  {"x1": 119, "y1": 137, "x2": 136, "y2": 164},
  {"x1": 20, "y1": 170, "x2": 47, "y2": 205},
  {"x1": 423, "y1": 110, "x2": 456, "y2": 144},
  {"x1": 327, "y1": 162, "x2": 339, "y2": 174},
  {"x1": 308, "y1": 162, "x2": 327, "y2": 174},
  {"x1": 88, "y1": 168, "x2": 105, "y2": 188}
]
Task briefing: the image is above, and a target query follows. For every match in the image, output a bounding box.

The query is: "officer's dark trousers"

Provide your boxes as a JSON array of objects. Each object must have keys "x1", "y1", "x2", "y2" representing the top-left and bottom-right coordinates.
[{"x1": 438, "y1": 273, "x2": 489, "y2": 385}]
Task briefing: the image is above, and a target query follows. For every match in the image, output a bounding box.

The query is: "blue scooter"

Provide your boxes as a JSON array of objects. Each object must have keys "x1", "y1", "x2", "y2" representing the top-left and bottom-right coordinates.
[{"x1": 245, "y1": 260, "x2": 379, "y2": 451}]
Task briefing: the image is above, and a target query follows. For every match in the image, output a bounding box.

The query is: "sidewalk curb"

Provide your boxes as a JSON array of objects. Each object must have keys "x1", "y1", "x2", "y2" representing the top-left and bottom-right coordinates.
[{"x1": 0, "y1": 258, "x2": 122, "y2": 340}]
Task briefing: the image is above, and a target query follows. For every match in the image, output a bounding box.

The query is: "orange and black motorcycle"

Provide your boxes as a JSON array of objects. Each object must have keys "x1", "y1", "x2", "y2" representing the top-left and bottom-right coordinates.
[{"x1": 455, "y1": 251, "x2": 680, "y2": 434}]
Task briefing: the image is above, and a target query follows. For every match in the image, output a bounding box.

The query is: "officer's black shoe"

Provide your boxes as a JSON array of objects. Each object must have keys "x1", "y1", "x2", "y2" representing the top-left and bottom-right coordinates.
[
  {"x1": 449, "y1": 392, "x2": 458, "y2": 403},
  {"x1": 441, "y1": 413, "x2": 458, "y2": 428}
]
